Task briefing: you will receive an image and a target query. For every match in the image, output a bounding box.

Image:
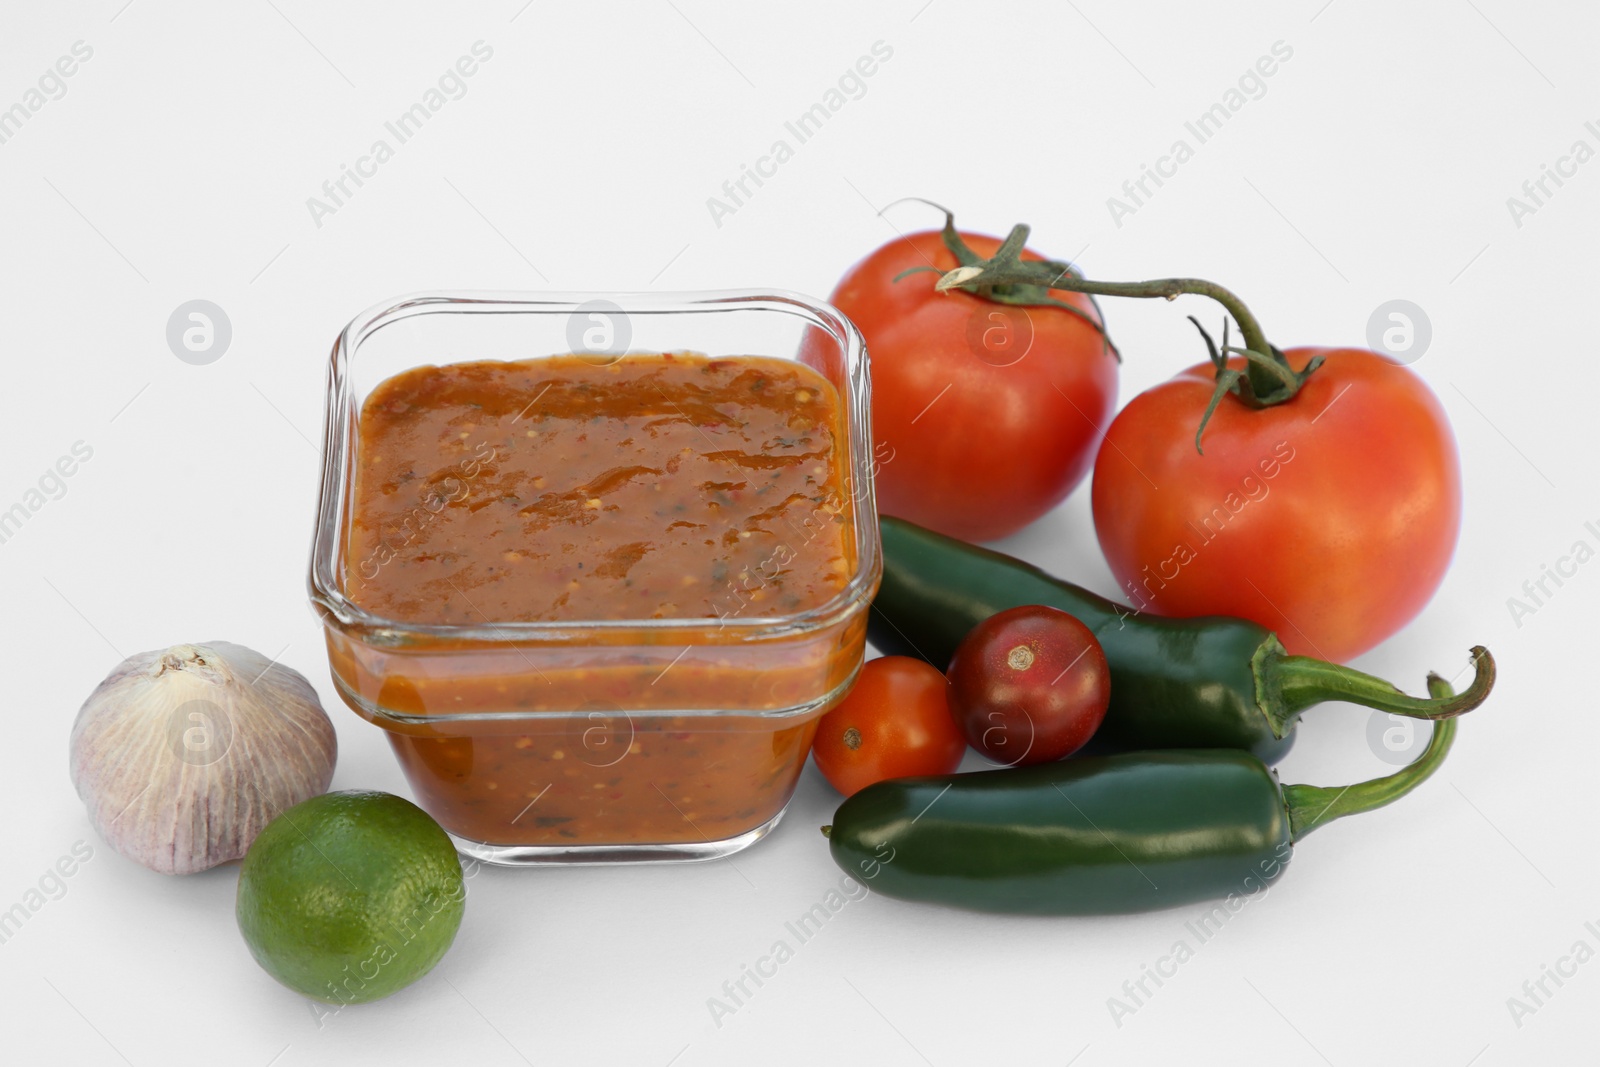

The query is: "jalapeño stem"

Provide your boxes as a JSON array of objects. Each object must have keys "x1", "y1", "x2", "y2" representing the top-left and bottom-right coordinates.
[
  {"x1": 1284, "y1": 674, "x2": 1462, "y2": 840},
  {"x1": 1266, "y1": 646, "x2": 1494, "y2": 737}
]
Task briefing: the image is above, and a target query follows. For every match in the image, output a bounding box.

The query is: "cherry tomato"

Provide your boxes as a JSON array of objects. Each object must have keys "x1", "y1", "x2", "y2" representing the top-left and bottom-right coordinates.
[
  {"x1": 1091, "y1": 348, "x2": 1460, "y2": 662},
  {"x1": 811, "y1": 656, "x2": 966, "y2": 796},
  {"x1": 946, "y1": 605, "x2": 1110, "y2": 766},
  {"x1": 822, "y1": 229, "x2": 1118, "y2": 542}
]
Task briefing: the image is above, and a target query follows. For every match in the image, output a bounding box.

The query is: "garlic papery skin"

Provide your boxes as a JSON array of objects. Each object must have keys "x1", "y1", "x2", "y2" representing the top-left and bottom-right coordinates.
[{"x1": 69, "y1": 642, "x2": 338, "y2": 875}]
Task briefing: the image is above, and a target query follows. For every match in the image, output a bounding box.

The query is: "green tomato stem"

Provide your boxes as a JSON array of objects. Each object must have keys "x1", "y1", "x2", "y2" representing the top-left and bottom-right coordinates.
[
  {"x1": 941, "y1": 261, "x2": 1275, "y2": 365},
  {"x1": 926, "y1": 212, "x2": 1329, "y2": 449}
]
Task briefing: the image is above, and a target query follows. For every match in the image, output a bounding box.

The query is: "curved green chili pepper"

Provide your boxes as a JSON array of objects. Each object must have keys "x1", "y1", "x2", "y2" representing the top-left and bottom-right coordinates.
[
  {"x1": 824, "y1": 677, "x2": 1461, "y2": 915},
  {"x1": 869, "y1": 516, "x2": 1493, "y2": 763}
]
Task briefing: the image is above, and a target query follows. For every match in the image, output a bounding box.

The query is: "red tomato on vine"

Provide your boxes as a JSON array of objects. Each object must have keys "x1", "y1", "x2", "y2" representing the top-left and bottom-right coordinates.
[
  {"x1": 1092, "y1": 344, "x2": 1459, "y2": 662},
  {"x1": 820, "y1": 214, "x2": 1118, "y2": 542},
  {"x1": 912, "y1": 209, "x2": 1462, "y2": 660}
]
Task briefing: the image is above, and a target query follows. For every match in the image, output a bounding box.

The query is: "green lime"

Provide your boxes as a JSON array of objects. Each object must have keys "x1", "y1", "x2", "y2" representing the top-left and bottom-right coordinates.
[{"x1": 236, "y1": 790, "x2": 465, "y2": 1005}]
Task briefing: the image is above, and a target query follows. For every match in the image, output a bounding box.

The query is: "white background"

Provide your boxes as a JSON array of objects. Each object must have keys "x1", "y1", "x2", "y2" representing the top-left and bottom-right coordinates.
[{"x1": 2, "y1": 1, "x2": 1595, "y2": 1064}]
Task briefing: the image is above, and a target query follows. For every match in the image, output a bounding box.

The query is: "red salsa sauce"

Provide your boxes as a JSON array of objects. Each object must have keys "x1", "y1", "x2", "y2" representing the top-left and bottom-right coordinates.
[{"x1": 337, "y1": 353, "x2": 860, "y2": 846}]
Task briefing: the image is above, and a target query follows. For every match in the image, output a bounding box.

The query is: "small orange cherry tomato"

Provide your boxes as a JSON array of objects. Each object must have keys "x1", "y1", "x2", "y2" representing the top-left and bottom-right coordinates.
[{"x1": 810, "y1": 656, "x2": 966, "y2": 797}]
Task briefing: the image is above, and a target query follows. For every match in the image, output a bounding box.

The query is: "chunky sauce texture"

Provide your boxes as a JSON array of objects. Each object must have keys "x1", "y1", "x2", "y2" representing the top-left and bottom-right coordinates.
[
  {"x1": 348, "y1": 352, "x2": 852, "y2": 623},
  {"x1": 339, "y1": 353, "x2": 860, "y2": 847}
]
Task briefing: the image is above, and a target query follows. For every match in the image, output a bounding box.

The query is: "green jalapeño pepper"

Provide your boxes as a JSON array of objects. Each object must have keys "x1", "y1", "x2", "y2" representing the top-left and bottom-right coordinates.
[
  {"x1": 825, "y1": 677, "x2": 1463, "y2": 915},
  {"x1": 869, "y1": 516, "x2": 1494, "y2": 763}
]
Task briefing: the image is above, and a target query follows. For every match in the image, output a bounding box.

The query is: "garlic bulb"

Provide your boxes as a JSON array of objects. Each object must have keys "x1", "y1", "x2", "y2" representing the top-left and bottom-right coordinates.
[{"x1": 69, "y1": 642, "x2": 337, "y2": 875}]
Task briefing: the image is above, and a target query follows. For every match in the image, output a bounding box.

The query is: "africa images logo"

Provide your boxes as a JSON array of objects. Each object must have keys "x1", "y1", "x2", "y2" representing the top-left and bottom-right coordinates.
[{"x1": 305, "y1": 42, "x2": 495, "y2": 228}]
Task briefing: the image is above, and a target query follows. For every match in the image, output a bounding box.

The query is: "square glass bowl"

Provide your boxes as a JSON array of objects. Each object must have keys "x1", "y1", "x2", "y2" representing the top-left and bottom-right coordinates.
[{"x1": 307, "y1": 291, "x2": 880, "y2": 865}]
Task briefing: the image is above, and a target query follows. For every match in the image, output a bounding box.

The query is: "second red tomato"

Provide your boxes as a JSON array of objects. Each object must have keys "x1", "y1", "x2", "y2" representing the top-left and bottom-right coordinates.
[{"x1": 1091, "y1": 348, "x2": 1460, "y2": 661}]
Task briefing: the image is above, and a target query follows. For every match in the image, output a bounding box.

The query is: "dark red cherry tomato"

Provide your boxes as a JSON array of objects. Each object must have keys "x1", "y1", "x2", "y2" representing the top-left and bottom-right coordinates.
[{"x1": 946, "y1": 605, "x2": 1110, "y2": 766}]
